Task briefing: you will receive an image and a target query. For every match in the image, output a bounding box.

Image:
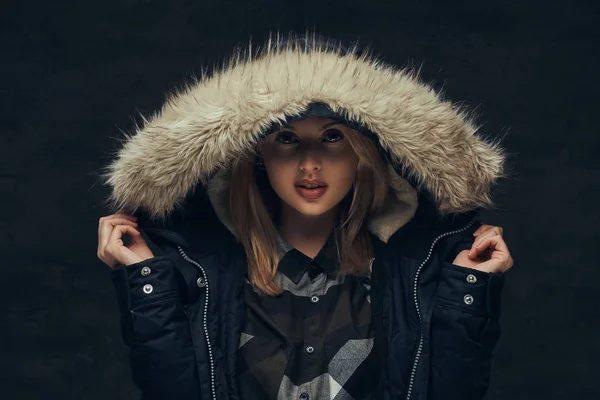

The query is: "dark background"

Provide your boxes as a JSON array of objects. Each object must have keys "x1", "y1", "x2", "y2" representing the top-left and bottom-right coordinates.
[{"x1": 2, "y1": 0, "x2": 598, "y2": 399}]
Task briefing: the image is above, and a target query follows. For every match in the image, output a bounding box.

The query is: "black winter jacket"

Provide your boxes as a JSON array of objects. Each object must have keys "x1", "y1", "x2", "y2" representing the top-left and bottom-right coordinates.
[{"x1": 104, "y1": 33, "x2": 508, "y2": 400}]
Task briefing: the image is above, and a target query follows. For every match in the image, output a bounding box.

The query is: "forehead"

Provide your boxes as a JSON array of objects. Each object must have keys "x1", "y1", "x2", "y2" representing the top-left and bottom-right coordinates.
[{"x1": 281, "y1": 116, "x2": 336, "y2": 130}]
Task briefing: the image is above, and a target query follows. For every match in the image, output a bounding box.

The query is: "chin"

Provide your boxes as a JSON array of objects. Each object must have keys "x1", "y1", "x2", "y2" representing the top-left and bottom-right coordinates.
[
  {"x1": 294, "y1": 205, "x2": 333, "y2": 216},
  {"x1": 292, "y1": 196, "x2": 340, "y2": 217},
  {"x1": 280, "y1": 195, "x2": 334, "y2": 217}
]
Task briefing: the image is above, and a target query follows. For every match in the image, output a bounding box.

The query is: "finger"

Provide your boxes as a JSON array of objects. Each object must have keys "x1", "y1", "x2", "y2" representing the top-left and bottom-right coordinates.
[
  {"x1": 102, "y1": 218, "x2": 139, "y2": 248},
  {"x1": 491, "y1": 233, "x2": 511, "y2": 258},
  {"x1": 469, "y1": 231, "x2": 493, "y2": 257},
  {"x1": 476, "y1": 243, "x2": 512, "y2": 273},
  {"x1": 468, "y1": 234, "x2": 504, "y2": 260},
  {"x1": 98, "y1": 213, "x2": 137, "y2": 237},
  {"x1": 473, "y1": 224, "x2": 494, "y2": 237},
  {"x1": 98, "y1": 217, "x2": 139, "y2": 255},
  {"x1": 488, "y1": 226, "x2": 503, "y2": 237},
  {"x1": 99, "y1": 217, "x2": 139, "y2": 244},
  {"x1": 106, "y1": 224, "x2": 140, "y2": 260},
  {"x1": 473, "y1": 224, "x2": 503, "y2": 238},
  {"x1": 469, "y1": 226, "x2": 503, "y2": 255}
]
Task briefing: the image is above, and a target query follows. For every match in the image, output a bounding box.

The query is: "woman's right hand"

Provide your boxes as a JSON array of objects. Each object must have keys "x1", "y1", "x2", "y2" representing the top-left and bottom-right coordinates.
[{"x1": 97, "y1": 212, "x2": 155, "y2": 269}]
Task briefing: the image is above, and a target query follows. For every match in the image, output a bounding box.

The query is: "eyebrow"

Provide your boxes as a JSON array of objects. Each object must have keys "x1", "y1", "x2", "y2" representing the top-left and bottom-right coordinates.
[{"x1": 280, "y1": 121, "x2": 339, "y2": 131}]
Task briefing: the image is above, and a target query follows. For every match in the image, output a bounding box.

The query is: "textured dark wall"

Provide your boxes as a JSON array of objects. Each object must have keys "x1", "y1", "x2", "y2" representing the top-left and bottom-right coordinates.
[{"x1": 2, "y1": 0, "x2": 598, "y2": 399}]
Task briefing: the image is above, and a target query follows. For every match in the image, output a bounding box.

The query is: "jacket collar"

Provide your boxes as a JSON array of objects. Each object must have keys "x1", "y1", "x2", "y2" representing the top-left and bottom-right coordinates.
[{"x1": 274, "y1": 228, "x2": 340, "y2": 284}]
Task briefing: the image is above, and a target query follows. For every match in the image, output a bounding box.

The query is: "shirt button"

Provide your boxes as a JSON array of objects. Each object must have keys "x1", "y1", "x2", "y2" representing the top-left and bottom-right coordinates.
[
  {"x1": 197, "y1": 277, "x2": 206, "y2": 288},
  {"x1": 141, "y1": 266, "x2": 151, "y2": 276},
  {"x1": 463, "y1": 294, "x2": 474, "y2": 305},
  {"x1": 309, "y1": 261, "x2": 317, "y2": 269},
  {"x1": 142, "y1": 284, "x2": 153, "y2": 294},
  {"x1": 305, "y1": 346, "x2": 314, "y2": 354},
  {"x1": 466, "y1": 274, "x2": 477, "y2": 283},
  {"x1": 299, "y1": 393, "x2": 309, "y2": 400},
  {"x1": 310, "y1": 295, "x2": 319, "y2": 303}
]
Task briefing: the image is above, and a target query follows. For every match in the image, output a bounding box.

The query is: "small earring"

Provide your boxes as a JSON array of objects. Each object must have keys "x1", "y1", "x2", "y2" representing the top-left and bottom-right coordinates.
[{"x1": 255, "y1": 156, "x2": 265, "y2": 169}]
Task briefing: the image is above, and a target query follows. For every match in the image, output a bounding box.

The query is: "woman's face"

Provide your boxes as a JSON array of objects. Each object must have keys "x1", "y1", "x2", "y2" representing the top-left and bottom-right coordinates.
[{"x1": 259, "y1": 117, "x2": 359, "y2": 219}]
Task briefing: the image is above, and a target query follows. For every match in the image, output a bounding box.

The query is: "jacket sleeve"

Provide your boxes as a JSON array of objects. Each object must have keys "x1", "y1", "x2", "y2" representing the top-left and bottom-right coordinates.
[
  {"x1": 427, "y1": 226, "x2": 506, "y2": 400},
  {"x1": 110, "y1": 254, "x2": 201, "y2": 400}
]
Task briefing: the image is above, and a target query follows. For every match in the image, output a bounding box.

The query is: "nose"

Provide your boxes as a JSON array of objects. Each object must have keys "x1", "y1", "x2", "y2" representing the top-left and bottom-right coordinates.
[{"x1": 298, "y1": 144, "x2": 322, "y2": 172}]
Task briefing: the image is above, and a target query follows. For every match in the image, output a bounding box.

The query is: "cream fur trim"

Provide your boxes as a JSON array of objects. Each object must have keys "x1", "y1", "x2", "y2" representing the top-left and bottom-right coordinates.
[{"x1": 100, "y1": 31, "x2": 506, "y2": 243}]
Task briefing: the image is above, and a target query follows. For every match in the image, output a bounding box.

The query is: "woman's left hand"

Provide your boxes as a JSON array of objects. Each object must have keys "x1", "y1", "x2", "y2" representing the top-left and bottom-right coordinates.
[{"x1": 452, "y1": 224, "x2": 514, "y2": 274}]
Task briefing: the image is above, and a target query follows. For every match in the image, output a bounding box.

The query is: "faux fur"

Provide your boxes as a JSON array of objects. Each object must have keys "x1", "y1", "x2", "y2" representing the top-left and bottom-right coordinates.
[{"x1": 100, "y1": 31, "x2": 506, "y2": 244}]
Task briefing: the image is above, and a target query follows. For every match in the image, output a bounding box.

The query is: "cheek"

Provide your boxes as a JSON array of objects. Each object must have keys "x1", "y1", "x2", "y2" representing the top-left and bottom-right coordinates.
[
  {"x1": 263, "y1": 159, "x2": 295, "y2": 191},
  {"x1": 331, "y1": 148, "x2": 359, "y2": 176},
  {"x1": 332, "y1": 160, "x2": 358, "y2": 189}
]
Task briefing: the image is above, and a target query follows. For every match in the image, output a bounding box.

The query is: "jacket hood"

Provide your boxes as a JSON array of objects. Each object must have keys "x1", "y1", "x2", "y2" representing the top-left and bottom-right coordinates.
[{"x1": 101, "y1": 32, "x2": 506, "y2": 245}]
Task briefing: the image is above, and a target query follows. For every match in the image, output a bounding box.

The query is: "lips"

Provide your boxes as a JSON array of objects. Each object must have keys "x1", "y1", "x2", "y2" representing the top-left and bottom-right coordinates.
[
  {"x1": 294, "y1": 179, "x2": 327, "y2": 188},
  {"x1": 295, "y1": 185, "x2": 328, "y2": 200}
]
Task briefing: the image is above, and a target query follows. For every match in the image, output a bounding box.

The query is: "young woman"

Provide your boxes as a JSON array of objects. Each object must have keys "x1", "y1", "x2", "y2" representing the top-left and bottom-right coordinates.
[{"x1": 97, "y1": 32, "x2": 513, "y2": 400}]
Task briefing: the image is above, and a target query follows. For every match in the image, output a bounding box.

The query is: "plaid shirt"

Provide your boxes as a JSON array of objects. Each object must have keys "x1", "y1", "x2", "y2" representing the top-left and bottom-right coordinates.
[{"x1": 237, "y1": 228, "x2": 379, "y2": 400}]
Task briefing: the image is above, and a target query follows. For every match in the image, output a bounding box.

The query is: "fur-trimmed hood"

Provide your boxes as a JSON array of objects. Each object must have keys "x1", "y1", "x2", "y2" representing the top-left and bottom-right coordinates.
[{"x1": 101, "y1": 32, "x2": 506, "y2": 244}]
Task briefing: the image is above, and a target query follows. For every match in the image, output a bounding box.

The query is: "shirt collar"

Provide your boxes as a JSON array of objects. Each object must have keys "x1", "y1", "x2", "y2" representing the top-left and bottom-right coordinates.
[{"x1": 275, "y1": 228, "x2": 340, "y2": 284}]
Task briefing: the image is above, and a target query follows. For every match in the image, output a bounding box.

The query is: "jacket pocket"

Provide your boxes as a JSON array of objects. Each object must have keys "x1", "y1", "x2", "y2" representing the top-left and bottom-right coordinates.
[{"x1": 129, "y1": 293, "x2": 187, "y2": 344}]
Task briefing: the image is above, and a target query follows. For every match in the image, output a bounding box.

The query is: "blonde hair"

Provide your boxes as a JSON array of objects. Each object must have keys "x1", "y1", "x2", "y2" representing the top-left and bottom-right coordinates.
[{"x1": 228, "y1": 126, "x2": 390, "y2": 296}]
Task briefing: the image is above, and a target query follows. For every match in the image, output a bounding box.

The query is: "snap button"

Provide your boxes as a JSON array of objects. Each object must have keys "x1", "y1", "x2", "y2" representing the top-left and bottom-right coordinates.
[
  {"x1": 466, "y1": 274, "x2": 477, "y2": 283},
  {"x1": 142, "y1": 284, "x2": 153, "y2": 294},
  {"x1": 305, "y1": 346, "x2": 314, "y2": 354},
  {"x1": 310, "y1": 295, "x2": 319, "y2": 303},
  {"x1": 463, "y1": 294, "x2": 474, "y2": 305},
  {"x1": 141, "y1": 266, "x2": 151, "y2": 276},
  {"x1": 197, "y1": 277, "x2": 206, "y2": 288},
  {"x1": 299, "y1": 393, "x2": 309, "y2": 400}
]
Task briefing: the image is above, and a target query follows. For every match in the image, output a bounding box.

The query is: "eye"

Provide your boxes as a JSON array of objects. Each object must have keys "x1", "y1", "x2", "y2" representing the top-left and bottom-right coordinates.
[
  {"x1": 322, "y1": 129, "x2": 344, "y2": 143},
  {"x1": 274, "y1": 129, "x2": 344, "y2": 145},
  {"x1": 275, "y1": 131, "x2": 298, "y2": 145}
]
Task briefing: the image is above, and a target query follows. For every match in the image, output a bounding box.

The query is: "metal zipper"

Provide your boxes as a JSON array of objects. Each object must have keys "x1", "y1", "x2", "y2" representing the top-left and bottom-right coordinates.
[
  {"x1": 405, "y1": 216, "x2": 478, "y2": 400},
  {"x1": 177, "y1": 246, "x2": 217, "y2": 400}
]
